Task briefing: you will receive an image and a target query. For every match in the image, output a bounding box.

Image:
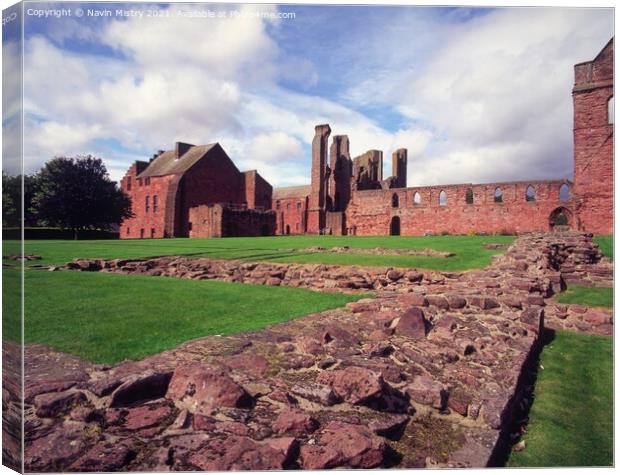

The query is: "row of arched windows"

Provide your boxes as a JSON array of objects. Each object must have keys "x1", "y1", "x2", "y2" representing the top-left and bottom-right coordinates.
[
  {"x1": 391, "y1": 184, "x2": 570, "y2": 207},
  {"x1": 275, "y1": 200, "x2": 303, "y2": 211}
]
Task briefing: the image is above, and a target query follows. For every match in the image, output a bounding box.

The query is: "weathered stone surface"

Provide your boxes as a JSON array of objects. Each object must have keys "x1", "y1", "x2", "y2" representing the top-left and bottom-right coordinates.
[
  {"x1": 223, "y1": 352, "x2": 270, "y2": 378},
  {"x1": 290, "y1": 383, "x2": 339, "y2": 406},
  {"x1": 166, "y1": 365, "x2": 253, "y2": 414},
  {"x1": 406, "y1": 375, "x2": 445, "y2": 409},
  {"x1": 273, "y1": 409, "x2": 319, "y2": 436},
  {"x1": 109, "y1": 371, "x2": 172, "y2": 407},
  {"x1": 395, "y1": 307, "x2": 428, "y2": 338},
  {"x1": 317, "y1": 367, "x2": 385, "y2": 405},
  {"x1": 34, "y1": 390, "x2": 87, "y2": 418},
  {"x1": 25, "y1": 424, "x2": 92, "y2": 471},
  {"x1": 122, "y1": 402, "x2": 174, "y2": 431},
  {"x1": 69, "y1": 439, "x2": 136, "y2": 471},
  {"x1": 368, "y1": 413, "x2": 410, "y2": 438},
  {"x1": 301, "y1": 422, "x2": 387, "y2": 469},
  {"x1": 187, "y1": 436, "x2": 296, "y2": 470}
]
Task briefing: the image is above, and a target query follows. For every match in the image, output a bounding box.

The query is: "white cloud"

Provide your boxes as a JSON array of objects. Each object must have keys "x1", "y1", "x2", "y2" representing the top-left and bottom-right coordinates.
[
  {"x1": 18, "y1": 6, "x2": 614, "y2": 190},
  {"x1": 393, "y1": 7, "x2": 613, "y2": 185},
  {"x1": 244, "y1": 132, "x2": 305, "y2": 163}
]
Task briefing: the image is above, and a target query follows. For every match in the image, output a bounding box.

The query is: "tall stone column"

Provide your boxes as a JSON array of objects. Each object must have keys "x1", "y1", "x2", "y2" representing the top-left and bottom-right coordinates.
[
  {"x1": 329, "y1": 135, "x2": 352, "y2": 212},
  {"x1": 392, "y1": 148, "x2": 407, "y2": 188},
  {"x1": 307, "y1": 124, "x2": 331, "y2": 233}
]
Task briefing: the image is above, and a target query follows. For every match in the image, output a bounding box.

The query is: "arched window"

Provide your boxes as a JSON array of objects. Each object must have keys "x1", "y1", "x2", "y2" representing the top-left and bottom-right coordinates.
[
  {"x1": 608, "y1": 96, "x2": 614, "y2": 124},
  {"x1": 526, "y1": 185, "x2": 536, "y2": 202},
  {"x1": 439, "y1": 190, "x2": 447, "y2": 206},
  {"x1": 413, "y1": 192, "x2": 421, "y2": 204},
  {"x1": 297, "y1": 202, "x2": 302, "y2": 210},
  {"x1": 465, "y1": 188, "x2": 474, "y2": 204},
  {"x1": 286, "y1": 202, "x2": 291, "y2": 210},
  {"x1": 276, "y1": 200, "x2": 281, "y2": 210},
  {"x1": 391, "y1": 193, "x2": 399, "y2": 208},
  {"x1": 494, "y1": 187, "x2": 503, "y2": 203},
  {"x1": 559, "y1": 184, "x2": 570, "y2": 202},
  {"x1": 145, "y1": 195, "x2": 150, "y2": 212}
]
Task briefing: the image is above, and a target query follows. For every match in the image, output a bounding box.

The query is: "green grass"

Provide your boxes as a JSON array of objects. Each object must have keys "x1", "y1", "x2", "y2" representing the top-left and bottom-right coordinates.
[
  {"x1": 3, "y1": 269, "x2": 364, "y2": 364},
  {"x1": 555, "y1": 285, "x2": 613, "y2": 308},
  {"x1": 2, "y1": 235, "x2": 515, "y2": 271},
  {"x1": 508, "y1": 330, "x2": 613, "y2": 467},
  {"x1": 594, "y1": 235, "x2": 613, "y2": 260}
]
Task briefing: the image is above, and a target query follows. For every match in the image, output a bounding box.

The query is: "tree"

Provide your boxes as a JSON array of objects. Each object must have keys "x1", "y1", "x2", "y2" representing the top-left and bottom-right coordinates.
[
  {"x1": 33, "y1": 156, "x2": 132, "y2": 239},
  {"x1": 2, "y1": 172, "x2": 40, "y2": 227}
]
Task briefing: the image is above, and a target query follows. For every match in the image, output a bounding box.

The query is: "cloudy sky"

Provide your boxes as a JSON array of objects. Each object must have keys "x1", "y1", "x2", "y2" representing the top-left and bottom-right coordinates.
[{"x1": 3, "y1": 2, "x2": 614, "y2": 187}]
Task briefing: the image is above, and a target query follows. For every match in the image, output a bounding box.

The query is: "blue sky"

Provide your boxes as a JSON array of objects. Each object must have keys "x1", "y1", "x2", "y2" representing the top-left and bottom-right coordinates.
[{"x1": 3, "y1": 2, "x2": 614, "y2": 186}]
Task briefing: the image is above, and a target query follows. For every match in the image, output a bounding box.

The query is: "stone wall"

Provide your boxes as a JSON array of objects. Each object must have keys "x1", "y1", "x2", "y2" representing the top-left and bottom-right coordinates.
[
  {"x1": 274, "y1": 197, "x2": 307, "y2": 235},
  {"x1": 347, "y1": 180, "x2": 573, "y2": 236},
  {"x1": 243, "y1": 170, "x2": 272, "y2": 211},
  {"x1": 189, "y1": 204, "x2": 276, "y2": 238},
  {"x1": 572, "y1": 39, "x2": 614, "y2": 235},
  {"x1": 119, "y1": 164, "x2": 176, "y2": 239}
]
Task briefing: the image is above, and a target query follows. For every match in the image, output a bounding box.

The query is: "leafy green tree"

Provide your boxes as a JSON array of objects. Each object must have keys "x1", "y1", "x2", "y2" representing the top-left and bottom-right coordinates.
[
  {"x1": 2, "y1": 172, "x2": 40, "y2": 227},
  {"x1": 33, "y1": 156, "x2": 132, "y2": 239}
]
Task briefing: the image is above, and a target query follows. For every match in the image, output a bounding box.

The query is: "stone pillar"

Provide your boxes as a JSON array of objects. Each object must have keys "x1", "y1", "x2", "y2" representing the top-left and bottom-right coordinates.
[
  {"x1": 308, "y1": 124, "x2": 331, "y2": 233},
  {"x1": 392, "y1": 148, "x2": 407, "y2": 188},
  {"x1": 329, "y1": 135, "x2": 352, "y2": 212}
]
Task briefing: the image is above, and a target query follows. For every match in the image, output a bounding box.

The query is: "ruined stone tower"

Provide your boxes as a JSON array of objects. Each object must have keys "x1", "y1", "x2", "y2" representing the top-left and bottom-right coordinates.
[
  {"x1": 307, "y1": 124, "x2": 331, "y2": 233},
  {"x1": 328, "y1": 135, "x2": 352, "y2": 212},
  {"x1": 392, "y1": 148, "x2": 407, "y2": 188},
  {"x1": 572, "y1": 38, "x2": 614, "y2": 234}
]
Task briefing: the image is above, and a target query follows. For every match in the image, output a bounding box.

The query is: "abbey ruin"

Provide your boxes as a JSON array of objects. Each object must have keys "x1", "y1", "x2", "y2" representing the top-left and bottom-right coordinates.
[{"x1": 119, "y1": 39, "x2": 613, "y2": 238}]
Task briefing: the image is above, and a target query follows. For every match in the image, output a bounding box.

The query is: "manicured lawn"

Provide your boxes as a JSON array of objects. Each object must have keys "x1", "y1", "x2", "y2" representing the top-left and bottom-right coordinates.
[
  {"x1": 3, "y1": 235, "x2": 515, "y2": 271},
  {"x1": 555, "y1": 285, "x2": 613, "y2": 308},
  {"x1": 594, "y1": 235, "x2": 613, "y2": 260},
  {"x1": 508, "y1": 330, "x2": 613, "y2": 467},
  {"x1": 3, "y1": 269, "x2": 364, "y2": 364}
]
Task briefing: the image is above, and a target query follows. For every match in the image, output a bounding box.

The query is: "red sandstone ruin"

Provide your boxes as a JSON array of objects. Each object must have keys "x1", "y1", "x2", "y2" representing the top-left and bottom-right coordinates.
[{"x1": 120, "y1": 38, "x2": 613, "y2": 238}]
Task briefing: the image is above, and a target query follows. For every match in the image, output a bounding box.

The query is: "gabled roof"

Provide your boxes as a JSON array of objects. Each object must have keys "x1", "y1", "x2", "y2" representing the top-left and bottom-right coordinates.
[
  {"x1": 272, "y1": 185, "x2": 311, "y2": 200},
  {"x1": 138, "y1": 143, "x2": 218, "y2": 178}
]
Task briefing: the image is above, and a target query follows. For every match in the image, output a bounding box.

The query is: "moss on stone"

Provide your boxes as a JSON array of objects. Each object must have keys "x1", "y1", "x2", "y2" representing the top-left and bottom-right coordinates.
[{"x1": 391, "y1": 413, "x2": 466, "y2": 467}]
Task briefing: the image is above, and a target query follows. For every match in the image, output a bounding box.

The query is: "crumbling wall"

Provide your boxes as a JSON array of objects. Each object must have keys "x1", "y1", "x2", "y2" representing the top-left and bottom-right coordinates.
[
  {"x1": 328, "y1": 135, "x2": 352, "y2": 212},
  {"x1": 347, "y1": 181, "x2": 574, "y2": 236},
  {"x1": 353, "y1": 150, "x2": 383, "y2": 190},
  {"x1": 189, "y1": 204, "x2": 276, "y2": 238},
  {"x1": 392, "y1": 149, "x2": 407, "y2": 188}
]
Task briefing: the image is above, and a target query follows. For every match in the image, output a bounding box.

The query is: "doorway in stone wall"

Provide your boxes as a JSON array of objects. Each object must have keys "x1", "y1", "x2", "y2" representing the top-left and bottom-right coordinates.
[
  {"x1": 390, "y1": 216, "x2": 401, "y2": 236},
  {"x1": 549, "y1": 207, "x2": 572, "y2": 230}
]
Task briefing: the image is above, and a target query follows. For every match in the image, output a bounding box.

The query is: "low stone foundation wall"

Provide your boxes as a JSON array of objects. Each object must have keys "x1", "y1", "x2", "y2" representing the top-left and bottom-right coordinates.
[
  {"x1": 66, "y1": 256, "x2": 434, "y2": 293},
  {"x1": 302, "y1": 246, "x2": 455, "y2": 258}
]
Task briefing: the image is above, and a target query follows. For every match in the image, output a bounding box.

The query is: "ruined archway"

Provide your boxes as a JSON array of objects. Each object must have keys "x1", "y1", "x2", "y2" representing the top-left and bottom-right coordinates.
[
  {"x1": 549, "y1": 207, "x2": 572, "y2": 230},
  {"x1": 390, "y1": 216, "x2": 401, "y2": 236}
]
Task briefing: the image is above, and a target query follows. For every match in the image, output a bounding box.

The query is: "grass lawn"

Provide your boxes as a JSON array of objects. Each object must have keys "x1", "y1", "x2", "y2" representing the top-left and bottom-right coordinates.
[
  {"x1": 508, "y1": 330, "x2": 613, "y2": 467},
  {"x1": 3, "y1": 269, "x2": 365, "y2": 364},
  {"x1": 594, "y1": 235, "x2": 613, "y2": 260},
  {"x1": 555, "y1": 285, "x2": 613, "y2": 308},
  {"x1": 3, "y1": 235, "x2": 515, "y2": 271}
]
